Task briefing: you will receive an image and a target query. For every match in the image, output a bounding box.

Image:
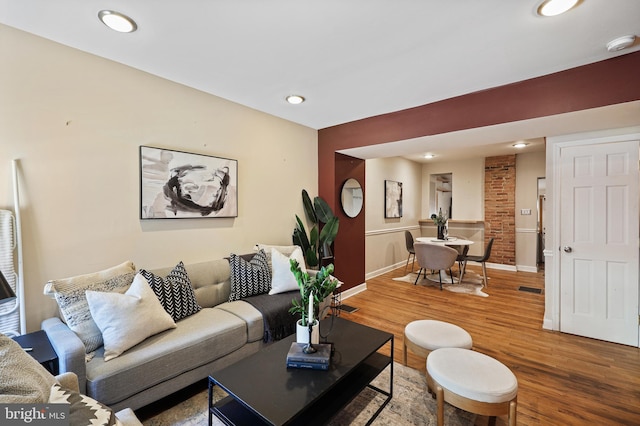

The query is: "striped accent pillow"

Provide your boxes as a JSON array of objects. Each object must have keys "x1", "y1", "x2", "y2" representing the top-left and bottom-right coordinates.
[
  {"x1": 139, "y1": 262, "x2": 201, "y2": 322},
  {"x1": 228, "y1": 250, "x2": 271, "y2": 301}
]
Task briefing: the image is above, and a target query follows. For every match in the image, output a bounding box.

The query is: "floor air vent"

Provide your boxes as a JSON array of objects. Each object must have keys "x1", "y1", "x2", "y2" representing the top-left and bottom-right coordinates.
[
  {"x1": 338, "y1": 304, "x2": 359, "y2": 313},
  {"x1": 518, "y1": 286, "x2": 543, "y2": 294}
]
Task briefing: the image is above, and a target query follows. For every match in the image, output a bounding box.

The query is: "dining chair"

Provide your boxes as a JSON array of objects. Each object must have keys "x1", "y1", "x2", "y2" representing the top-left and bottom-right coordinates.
[
  {"x1": 463, "y1": 237, "x2": 494, "y2": 287},
  {"x1": 448, "y1": 236, "x2": 469, "y2": 279},
  {"x1": 413, "y1": 242, "x2": 459, "y2": 290},
  {"x1": 404, "y1": 230, "x2": 416, "y2": 273}
]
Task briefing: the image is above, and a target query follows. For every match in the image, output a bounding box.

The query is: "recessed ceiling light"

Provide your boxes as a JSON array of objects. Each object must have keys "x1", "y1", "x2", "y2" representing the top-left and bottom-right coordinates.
[
  {"x1": 286, "y1": 95, "x2": 305, "y2": 105},
  {"x1": 424, "y1": 154, "x2": 435, "y2": 159},
  {"x1": 536, "y1": 0, "x2": 579, "y2": 17},
  {"x1": 98, "y1": 10, "x2": 137, "y2": 33},
  {"x1": 513, "y1": 142, "x2": 529, "y2": 149}
]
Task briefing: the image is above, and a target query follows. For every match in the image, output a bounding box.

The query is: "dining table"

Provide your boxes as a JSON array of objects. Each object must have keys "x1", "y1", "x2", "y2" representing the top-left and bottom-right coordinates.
[{"x1": 415, "y1": 237, "x2": 474, "y2": 283}]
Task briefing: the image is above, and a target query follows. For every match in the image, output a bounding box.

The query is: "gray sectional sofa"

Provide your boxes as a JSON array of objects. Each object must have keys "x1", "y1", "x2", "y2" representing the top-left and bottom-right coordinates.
[{"x1": 41, "y1": 254, "x2": 298, "y2": 413}]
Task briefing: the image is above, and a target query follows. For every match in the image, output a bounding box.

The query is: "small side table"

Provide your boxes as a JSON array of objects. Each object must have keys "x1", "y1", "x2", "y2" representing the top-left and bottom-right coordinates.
[{"x1": 12, "y1": 330, "x2": 59, "y2": 375}]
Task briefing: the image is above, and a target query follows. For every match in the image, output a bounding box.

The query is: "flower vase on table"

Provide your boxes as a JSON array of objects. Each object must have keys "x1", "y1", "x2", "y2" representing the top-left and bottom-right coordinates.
[
  {"x1": 431, "y1": 208, "x2": 448, "y2": 240},
  {"x1": 289, "y1": 259, "x2": 339, "y2": 349}
]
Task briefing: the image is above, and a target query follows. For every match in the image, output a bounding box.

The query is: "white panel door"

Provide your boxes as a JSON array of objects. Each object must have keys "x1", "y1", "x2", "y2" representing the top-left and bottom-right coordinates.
[{"x1": 560, "y1": 140, "x2": 639, "y2": 346}]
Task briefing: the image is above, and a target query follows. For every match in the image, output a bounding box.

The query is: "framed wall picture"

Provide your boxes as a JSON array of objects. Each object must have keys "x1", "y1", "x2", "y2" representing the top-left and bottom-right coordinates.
[
  {"x1": 384, "y1": 180, "x2": 403, "y2": 218},
  {"x1": 139, "y1": 146, "x2": 238, "y2": 219}
]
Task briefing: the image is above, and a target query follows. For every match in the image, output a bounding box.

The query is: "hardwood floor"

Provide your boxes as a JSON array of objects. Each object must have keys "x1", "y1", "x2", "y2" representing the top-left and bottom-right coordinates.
[{"x1": 338, "y1": 265, "x2": 640, "y2": 425}]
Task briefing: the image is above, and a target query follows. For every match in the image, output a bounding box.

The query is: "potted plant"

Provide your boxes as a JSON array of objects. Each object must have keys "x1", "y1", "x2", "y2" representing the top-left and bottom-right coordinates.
[
  {"x1": 292, "y1": 189, "x2": 339, "y2": 269},
  {"x1": 289, "y1": 259, "x2": 339, "y2": 344},
  {"x1": 431, "y1": 208, "x2": 448, "y2": 240}
]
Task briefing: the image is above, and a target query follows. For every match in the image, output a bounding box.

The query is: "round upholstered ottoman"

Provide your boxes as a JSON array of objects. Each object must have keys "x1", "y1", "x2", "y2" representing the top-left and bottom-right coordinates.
[
  {"x1": 426, "y1": 347, "x2": 518, "y2": 426},
  {"x1": 403, "y1": 319, "x2": 473, "y2": 365}
]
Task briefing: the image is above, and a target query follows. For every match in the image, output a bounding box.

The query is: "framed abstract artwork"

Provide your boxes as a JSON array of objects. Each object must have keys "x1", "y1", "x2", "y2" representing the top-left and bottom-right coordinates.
[
  {"x1": 384, "y1": 180, "x2": 403, "y2": 218},
  {"x1": 139, "y1": 146, "x2": 238, "y2": 219}
]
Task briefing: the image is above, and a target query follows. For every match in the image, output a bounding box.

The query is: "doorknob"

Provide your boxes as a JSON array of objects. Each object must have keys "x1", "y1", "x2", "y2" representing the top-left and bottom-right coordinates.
[{"x1": 563, "y1": 246, "x2": 573, "y2": 253}]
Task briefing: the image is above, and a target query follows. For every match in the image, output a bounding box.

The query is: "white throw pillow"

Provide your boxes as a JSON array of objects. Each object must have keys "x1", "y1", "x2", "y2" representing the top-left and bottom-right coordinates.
[
  {"x1": 255, "y1": 243, "x2": 300, "y2": 271},
  {"x1": 52, "y1": 272, "x2": 136, "y2": 353},
  {"x1": 269, "y1": 246, "x2": 306, "y2": 295},
  {"x1": 86, "y1": 273, "x2": 176, "y2": 361},
  {"x1": 255, "y1": 244, "x2": 299, "y2": 257}
]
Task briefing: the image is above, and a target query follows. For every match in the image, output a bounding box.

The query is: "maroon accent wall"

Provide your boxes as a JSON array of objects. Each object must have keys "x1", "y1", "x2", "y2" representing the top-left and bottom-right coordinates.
[
  {"x1": 319, "y1": 52, "x2": 640, "y2": 150},
  {"x1": 318, "y1": 51, "x2": 640, "y2": 288},
  {"x1": 333, "y1": 153, "x2": 365, "y2": 289}
]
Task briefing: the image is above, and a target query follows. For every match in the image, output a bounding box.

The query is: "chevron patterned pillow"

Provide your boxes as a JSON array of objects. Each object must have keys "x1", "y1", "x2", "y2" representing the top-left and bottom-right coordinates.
[
  {"x1": 139, "y1": 262, "x2": 201, "y2": 322},
  {"x1": 228, "y1": 250, "x2": 271, "y2": 302},
  {"x1": 49, "y1": 383, "x2": 118, "y2": 425}
]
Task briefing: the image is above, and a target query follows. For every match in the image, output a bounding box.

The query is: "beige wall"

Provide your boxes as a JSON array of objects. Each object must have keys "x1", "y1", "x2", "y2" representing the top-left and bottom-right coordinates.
[
  {"x1": 364, "y1": 157, "x2": 422, "y2": 277},
  {"x1": 0, "y1": 25, "x2": 318, "y2": 332},
  {"x1": 515, "y1": 151, "x2": 546, "y2": 271},
  {"x1": 421, "y1": 158, "x2": 485, "y2": 221},
  {"x1": 364, "y1": 153, "x2": 546, "y2": 277}
]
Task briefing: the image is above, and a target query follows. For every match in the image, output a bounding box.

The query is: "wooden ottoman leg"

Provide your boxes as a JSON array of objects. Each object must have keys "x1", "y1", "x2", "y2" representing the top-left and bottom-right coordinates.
[
  {"x1": 436, "y1": 385, "x2": 445, "y2": 426},
  {"x1": 509, "y1": 399, "x2": 518, "y2": 426},
  {"x1": 403, "y1": 334, "x2": 408, "y2": 366}
]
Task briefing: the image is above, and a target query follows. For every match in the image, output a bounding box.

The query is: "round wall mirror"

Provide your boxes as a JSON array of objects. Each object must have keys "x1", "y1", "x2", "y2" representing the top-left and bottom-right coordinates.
[{"x1": 341, "y1": 178, "x2": 364, "y2": 218}]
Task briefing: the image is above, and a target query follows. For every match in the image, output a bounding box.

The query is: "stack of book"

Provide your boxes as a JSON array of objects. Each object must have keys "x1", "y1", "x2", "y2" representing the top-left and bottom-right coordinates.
[{"x1": 286, "y1": 342, "x2": 331, "y2": 370}]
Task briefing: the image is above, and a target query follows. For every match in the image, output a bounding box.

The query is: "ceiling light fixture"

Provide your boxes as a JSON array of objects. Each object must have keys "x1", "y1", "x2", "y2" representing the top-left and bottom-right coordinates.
[
  {"x1": 286, "y1": 95, "x2": 305, "y2": 105},
  {"x1": 606, "y1": 35, "x2": 637, "y2": 52},
  {"x1": 98, "y1": 10, "x2": 137, "y2": 33},
  {"x1": 424, "y1": 154, "x2": 435, "y2": 159},
  {"x1": 513, "y1": 142, "x2": 529, "y2": 148},
  {"x1": 536, "y1": 0, "x2": 579, "y2": 17}
]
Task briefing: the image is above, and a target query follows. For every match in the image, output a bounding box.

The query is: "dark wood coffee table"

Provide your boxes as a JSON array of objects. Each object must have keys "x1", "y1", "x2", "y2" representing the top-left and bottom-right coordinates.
[{"x1": 208, "y1": 317, "x2": 393, "y2": 425}]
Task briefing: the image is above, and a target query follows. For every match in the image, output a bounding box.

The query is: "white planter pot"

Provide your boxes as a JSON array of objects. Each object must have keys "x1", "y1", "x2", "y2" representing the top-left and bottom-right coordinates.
[{"x1": 296, "y1": 319, "x2": 319, "y2": 344}]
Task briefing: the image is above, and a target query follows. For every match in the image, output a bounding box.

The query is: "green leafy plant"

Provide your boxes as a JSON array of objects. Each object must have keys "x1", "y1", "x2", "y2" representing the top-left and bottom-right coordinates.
[
  {"x1": 292, "y1": 189, "x2": 339, "y2": 268},
  {"x1": 431, "y1": 208, "x2": 448, "y2": 226},
  {"x1": 289, "y1": 259, "x2": 339, "y2": 326}
]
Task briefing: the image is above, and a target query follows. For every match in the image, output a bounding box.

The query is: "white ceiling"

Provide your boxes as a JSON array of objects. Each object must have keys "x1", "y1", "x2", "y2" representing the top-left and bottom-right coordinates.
[{"x1": 2, "y1": 1, "x2": 639, "y2": 161}]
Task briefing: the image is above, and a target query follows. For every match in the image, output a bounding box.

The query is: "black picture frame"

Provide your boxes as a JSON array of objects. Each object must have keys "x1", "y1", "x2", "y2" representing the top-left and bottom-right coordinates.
[
  {"x1": 384, "y1": 180, "x2": 403, "y2": 218},
  {"x1": 139, "y1": 146, "x2": 238, "y2": 219}
]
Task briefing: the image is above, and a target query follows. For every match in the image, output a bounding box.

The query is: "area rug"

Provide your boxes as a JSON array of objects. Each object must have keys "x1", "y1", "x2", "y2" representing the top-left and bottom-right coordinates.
[
  {"x1": 141, "y1": 362, "x2": 475, "y2": 426},
  {"x1": 393, "y1": 271, "x2": 488, "y2": 298}
]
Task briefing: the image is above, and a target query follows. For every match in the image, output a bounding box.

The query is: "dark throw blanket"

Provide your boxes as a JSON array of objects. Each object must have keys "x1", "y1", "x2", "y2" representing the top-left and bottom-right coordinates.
[{"x1": 242, "y1": 291, "x2": 301, "y2": 342}]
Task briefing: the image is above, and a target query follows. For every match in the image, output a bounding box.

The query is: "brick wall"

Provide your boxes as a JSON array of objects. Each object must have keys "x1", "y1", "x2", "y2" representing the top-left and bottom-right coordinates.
[{"x1": 484, "y1": 155, "x2": 516, "y2": 265}]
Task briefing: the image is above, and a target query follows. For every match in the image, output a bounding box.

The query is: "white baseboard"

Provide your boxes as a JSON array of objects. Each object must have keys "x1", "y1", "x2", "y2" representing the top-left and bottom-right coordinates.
[
  {"x1": 516, "y1": 264, "x2": 539, "y2": 273},
  {"x1": 365, "y1": 261, "x2": 406, "y2": 280},
  {"x1": 477, "y1": 262, "x2": 518, "y2": 272},
  {"x1": 340, "y1": 282, "x2": 367, "y2": 300},
  {"x1": 367, "y1": 260, "x2": 521, "y2": 280}
]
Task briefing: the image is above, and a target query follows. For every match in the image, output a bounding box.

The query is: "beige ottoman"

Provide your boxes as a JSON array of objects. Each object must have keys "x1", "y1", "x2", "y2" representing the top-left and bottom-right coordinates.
[
  {"x1": 403, "y1": 320, "x2": 473, "y2": 365},
  {"x1": 427, "y1": 347, "x2": 518, "y2": 426}
]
